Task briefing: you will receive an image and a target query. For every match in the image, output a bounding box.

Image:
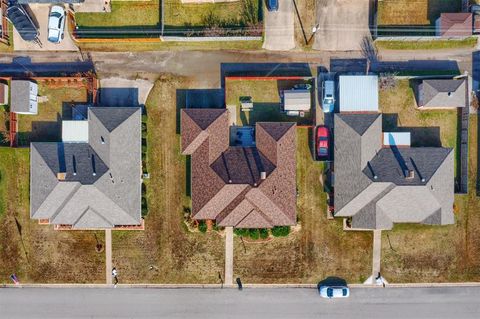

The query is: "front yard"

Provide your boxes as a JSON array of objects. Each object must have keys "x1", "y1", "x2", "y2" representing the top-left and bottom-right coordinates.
[
  {"x1": 0, "y1": 147, "x2": 105, "y2": 284},
  {"x1": 225, "y1": 78, "x2": 315, "y2": 126}
]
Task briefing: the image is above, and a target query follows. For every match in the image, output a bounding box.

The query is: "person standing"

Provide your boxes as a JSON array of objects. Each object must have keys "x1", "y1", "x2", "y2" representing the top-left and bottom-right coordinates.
[{"x1": 112, "y1": 267, "x2": 118, "y2": 287}]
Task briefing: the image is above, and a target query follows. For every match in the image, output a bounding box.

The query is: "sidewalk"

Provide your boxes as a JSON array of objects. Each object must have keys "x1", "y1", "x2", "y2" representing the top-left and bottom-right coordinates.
[{"x1": 105, "y1": 229, "x2": 112, "y2": 285}]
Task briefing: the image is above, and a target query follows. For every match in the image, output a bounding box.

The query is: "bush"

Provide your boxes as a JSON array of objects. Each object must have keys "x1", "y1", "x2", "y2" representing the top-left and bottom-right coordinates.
[
  {"x1": 141, "y1": 114, "x2": 148, "y2": 123},
  {"x1": 259, "y1": 228, "x2": 269, "y2": 239},
  {"x1": 198, "y1": 220, "x2": 207, "y2": 233},
  {"x1": 141, "y1": 122, "x2": 147, "y2": 132},
  {"x1": 249, "y1": 229, "x2": 260, "y2": 240},
  {"x1": 271, "y1": 226, "x2": 290, "y2": 237},
  {"x1": 234, "y1": 228, "x2": 249, "y2": 237}
]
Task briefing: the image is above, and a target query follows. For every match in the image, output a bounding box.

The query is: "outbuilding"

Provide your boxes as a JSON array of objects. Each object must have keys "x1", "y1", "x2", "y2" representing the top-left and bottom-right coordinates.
[
  {"x1": 11, "y1": 80, "x2": 38, "y2": 115},
  {"x1": 339, "y1": 75, "x2": 378, "y2": 112},
  {"x1": 283, "y1": 89, "x2": 311, "y2": 114}
]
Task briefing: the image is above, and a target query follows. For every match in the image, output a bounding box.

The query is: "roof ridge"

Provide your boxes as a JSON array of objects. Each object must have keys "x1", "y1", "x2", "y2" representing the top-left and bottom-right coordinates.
[
  {"x1": 245, "y1": 189, "x2": 290, "y2": 224},
  {"x1": 48, "y1": 183, "x2": 82, "y2": 222},
  {"x1": 72, "y1": 206, "x2": 114, "y2": 228},
  {"x1": 92, "y1": 184, "x2": 141, "y2": 225}
]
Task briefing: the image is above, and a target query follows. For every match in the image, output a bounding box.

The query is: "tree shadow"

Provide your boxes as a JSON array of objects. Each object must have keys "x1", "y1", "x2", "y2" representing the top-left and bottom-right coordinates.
[{"x1": 317, "y1": 276, "x2": 348, "y2": 290}]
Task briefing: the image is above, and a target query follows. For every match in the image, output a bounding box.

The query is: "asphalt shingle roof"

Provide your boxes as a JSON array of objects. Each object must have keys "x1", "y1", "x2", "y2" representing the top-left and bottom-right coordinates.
[{"x1": 417, "y1": 79, "x2": 466, "y2": 108}]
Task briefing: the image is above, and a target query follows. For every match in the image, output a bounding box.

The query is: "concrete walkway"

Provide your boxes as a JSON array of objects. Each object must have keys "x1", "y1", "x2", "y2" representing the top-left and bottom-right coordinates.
[
  {"x1": 372, "y1": 230, "x2": 381, "y2": 281},
  {"x1": 225, "y1": 227, "x2": 233, "y2": 286},
  {"x1": 105, "y1": 229, "x2": 112, "y2": 285}
]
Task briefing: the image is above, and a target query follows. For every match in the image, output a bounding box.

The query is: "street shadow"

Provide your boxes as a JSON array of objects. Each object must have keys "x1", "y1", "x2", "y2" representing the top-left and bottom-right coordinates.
[
  {"x1": 99, "y1": 88, "x2": 140, "y2": 107},
  {"x1": 175, "y1": 89, "x2": 187, "y2": 135},
  {"x1": 317, "y1": 276, "x2": 348, "y2": 289},
  {"x1": 220, "y1": 63, "x2": 312, "y2": 87},
  {"x1": 371, "y1": 59, "x2": 460, "y2": 74},
  {"x1": 330, "y1": 58, "x2": 368, "y2": 73},
  {"x1": 360, "y1": 36, "x2": 378, "y2": 63},
  {"x1": 0, "y1": 57, "x2": 95, "y2": 77}
]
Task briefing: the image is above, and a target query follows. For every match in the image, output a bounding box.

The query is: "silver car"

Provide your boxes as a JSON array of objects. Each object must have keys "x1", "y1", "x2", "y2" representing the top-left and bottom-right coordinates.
[{"x1": 47, "y1": 6, "x2": 65, "y2": 43}]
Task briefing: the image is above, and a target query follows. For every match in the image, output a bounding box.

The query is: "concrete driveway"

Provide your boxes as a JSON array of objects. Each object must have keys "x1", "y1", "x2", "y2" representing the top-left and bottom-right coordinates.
[
  {"x1": 263, "y1": 0, "x2": 295, "y2": 51},
  {"x1": 313, "y1": 0, "x2": 371, "y2": 51},
  {"x1": 13, "y1": 4, "x2": 78, "y2": 51}
]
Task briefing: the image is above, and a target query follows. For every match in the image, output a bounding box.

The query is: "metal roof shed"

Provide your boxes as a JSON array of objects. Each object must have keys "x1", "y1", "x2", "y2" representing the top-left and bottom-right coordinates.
[
  {"x1": 283, "y1": 89, "x2": 311, "y2": 112},
  {"x1": 339, "y1": 75, "x2": 378, "y2": 112},
  {"x1": 62, "y1": 120, "x2": 89, "y2": 143}
]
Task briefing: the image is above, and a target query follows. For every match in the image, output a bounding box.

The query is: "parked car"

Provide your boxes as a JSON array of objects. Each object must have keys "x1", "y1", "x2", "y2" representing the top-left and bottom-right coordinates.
[
  {"x1": 322, "y1": 80, "x2": 335, "y2": 113},
  {"x1": 47, "y1": 5, "x2": 66, "y2": 44},
  {"x1": 318, "y1": 285, "x2": 350, "y2": 298},
  {"x1": 316, "y1": 126, "x2": 330, "y2": 160},
  {"x1": 266, "y1": 0, "x2": 278, "y2": 11},
  {"x1": 6, "y1": 4, "x2": 39, "y2": 42}
]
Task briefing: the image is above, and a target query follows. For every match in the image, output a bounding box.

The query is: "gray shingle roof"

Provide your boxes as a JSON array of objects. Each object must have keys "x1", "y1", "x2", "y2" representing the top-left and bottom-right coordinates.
[
  {"x1": 334, "y1": 113, "x2": 454, "y2": 230},
  {"x1": 10, "y1": 80, "x2": 35, "y2": 113},
  {"x1": 417, "y1": 79, "x2": 466, "y2": 108},
  {"x1": 30, "y1": 106, "x2": 142, "y2": 229}
]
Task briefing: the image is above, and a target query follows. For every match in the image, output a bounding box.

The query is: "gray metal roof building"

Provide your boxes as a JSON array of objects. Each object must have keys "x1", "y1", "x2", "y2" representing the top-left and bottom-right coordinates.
[
  {"x1": 283, "y1": 89, "x2": 311, "y2": 112},
  {"x1": 30, "y1": 107, "x2": 142, "y2": 229},
  {"x1": 339, "y1": 75, "x2": 378, "y2": 112},
  {"x1": 415, "y1": 79, "x2": 467, "y2": 108},
  {"x1": 334, "y1": 113, "x2": 454, "y2": 230}
]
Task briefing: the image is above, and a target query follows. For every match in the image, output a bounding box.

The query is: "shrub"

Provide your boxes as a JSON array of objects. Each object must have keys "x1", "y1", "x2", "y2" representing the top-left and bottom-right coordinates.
[
  {"x1": 141, "y1": 122, "x2": 147, "y2": 132},
  {"x1": 259, "y1": 228, "x2": 269, "y2": 239},
  {"x1": 249, "y1": 229, "x2": 260, "y2": 240},
  {"x1": 198, "y1": 220, "x2": 207, "y2": 233},
  {"x1": 271, "y1": 226, "x2": 290, "y2": 237},
  {"x1": 141, "y1": 114, "x2": 148, "y2": 123},
  {"x1": 234, "y1": 228, "x2": 249, "y2": 237}
]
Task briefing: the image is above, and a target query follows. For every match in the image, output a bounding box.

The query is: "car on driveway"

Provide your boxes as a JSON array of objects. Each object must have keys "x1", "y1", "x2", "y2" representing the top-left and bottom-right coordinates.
[
  {"x1": 47, "y1": 5, "x2": 65, "y2": 44},
  {"x1": 266, "y1": 0, "x2": 278, "y2": 11},
  {"x1": 322, "y1": 80, "x2": 335, "y2": 113},
  {"x1": 6, "y1": 4, "x2": 39, "y2": 42},
  {"x1": 318, "y1": 285, "x2": 350, "y2": 298},
  {"x1": 316, "y1": 126, "x2": 330, "y2": 160}
]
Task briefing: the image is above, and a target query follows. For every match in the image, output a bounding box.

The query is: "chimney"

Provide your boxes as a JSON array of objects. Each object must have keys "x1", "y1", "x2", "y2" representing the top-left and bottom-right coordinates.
[
  {"x1": 405, "y1": 169, "x2": 414, "y2": 179},
  {"x1": 260, "y1": 171, "x2": 266, "y2": 180}
]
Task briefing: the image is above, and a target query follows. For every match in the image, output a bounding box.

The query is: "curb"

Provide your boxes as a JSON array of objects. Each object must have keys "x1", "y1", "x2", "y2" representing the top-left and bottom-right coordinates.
[{"x1": 3, "y1": 283, "x2": 480, "y2": 289}]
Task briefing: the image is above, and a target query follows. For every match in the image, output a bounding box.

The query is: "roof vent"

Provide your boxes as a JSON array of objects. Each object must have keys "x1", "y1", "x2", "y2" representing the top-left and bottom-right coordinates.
[
  {"x1": 57, "y1": 172, "x2": 66, "y2": 181},
  {"x1": 447, "y1": 92, "x2": 452, "y2": 97},
  {"x1": 405, "y1": 169, "x2": 414, "y2": 179},
  {"x1": 260, "y1": 171, "x2": 266, "y2": 180},
  {"x1": 373, "y1": 175, "x2": 378, "y2": 180},
  {"x1": 421, "y1": 178, "x2": 426, "y2": 183}
]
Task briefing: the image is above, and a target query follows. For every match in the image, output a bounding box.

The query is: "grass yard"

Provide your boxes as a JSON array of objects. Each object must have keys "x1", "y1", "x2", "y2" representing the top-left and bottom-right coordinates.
[
  {"x1": 164, "y1": 0, "x2": 260, "y2": 28},
  {"x1": 75, "y1": 1, "x2": 160, "y2": 27},
  {"x1": 380, "y1": 115, "x2": 480, "y2": 282},
  {"x1": 377, "y1": 0, "x2": 461, "y2": 25},
  {"x1": 17, "y1": 84, "x2": 88, "y2": 145},
  {"x1": 375, "y1": 37, "x2": 478, "y2": 50},
  {"x1": 76, "y1": 39, "x2": 263, "y2": 52},
  {"x1": 225, "y1": 78, "x2": 314, "y2": 126},
  {"x1": 111, "y1": 75, "x2": 225, "y2": 283},
  {"x1": 233, "y1": 128, "x2": 373, "y2": 283},
  {"x1": 0, "y1": 147, "x2": 105, "y2": 284}
]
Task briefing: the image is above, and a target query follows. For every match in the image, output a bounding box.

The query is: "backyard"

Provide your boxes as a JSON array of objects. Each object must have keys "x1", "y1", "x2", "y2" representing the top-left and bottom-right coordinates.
[
  {"x1": 377, "y1": 0, "x2": 461, "y2": 25},
  {"x1": 225, "y1": 78, "x2": 315, "y2": 126},
  {"x1": 0, "y1": 147, "x2": 105, "y2": 284},
  {"x1": 17, "y1": 83, "x2": 88, "y2": 145}
]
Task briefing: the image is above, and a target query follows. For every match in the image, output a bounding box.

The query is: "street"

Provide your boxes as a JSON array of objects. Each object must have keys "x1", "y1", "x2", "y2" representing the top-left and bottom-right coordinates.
[{"x1": 1, "y1": 286, "x2": 480, "y2": 318}]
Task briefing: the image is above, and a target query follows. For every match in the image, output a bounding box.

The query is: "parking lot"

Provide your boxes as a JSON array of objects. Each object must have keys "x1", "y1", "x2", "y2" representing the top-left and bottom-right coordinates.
[
  {"x1": 313, "y1": 0, "x2": 371, "y2": 51},
  {"x1": 13, "y1": 4, "x2": 78, "y2": 51}
]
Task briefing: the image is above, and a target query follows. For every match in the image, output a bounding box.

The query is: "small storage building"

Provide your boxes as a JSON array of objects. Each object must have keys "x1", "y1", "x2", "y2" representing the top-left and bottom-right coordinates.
[
  {"x1": 415, "y1": 79, "x2": 466, "y2": 109},
  {"x1": 11, "y1": 80, "x2": 38, "y2": 114},
  {"x1": 283, "y1": 89, "x2": 311, "y2": 113},
  {"x1": 339, "y1": 75, "x2": 378, "y2": 112},
  {"x1": 0, "y1": 82, "x2": 8, "y2": 105},
  {"x1": 62, "y1": 120, "x2": 89, "y2": 143}
]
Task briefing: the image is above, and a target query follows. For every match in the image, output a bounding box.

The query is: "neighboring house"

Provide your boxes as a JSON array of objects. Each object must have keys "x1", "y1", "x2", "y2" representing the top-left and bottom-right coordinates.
[
  {"x1": 414, "y1": 79, "x2": 467, "y2": 109},
  {"x1": 283, "y1": 89, "x2": 311, "y2": 114},
  {"x1": 436, "y1": 13, "x2": 473, "y2": 37},
  {"x1": 334, "y1": 113, "x2": 454, "y2": 230},
  {"x1": 30, "y1": 106, "x2": 142, "y2": 229},
  {"x1": 181, "y1": 108, "x2": 297, "y2": 228},
  {"x1": 11, "y1": 80, "x2": 38, "y2": 115},
  {"x1": 339, "y1": 75, "x2": 378, "y2": 112},
  {"x1": 0, "y1": 82, "x2": 7, "y2": 105}
]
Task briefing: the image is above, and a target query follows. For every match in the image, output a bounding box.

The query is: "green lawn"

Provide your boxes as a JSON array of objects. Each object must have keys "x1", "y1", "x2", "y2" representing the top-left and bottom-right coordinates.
[
  {"x1": 17, "y1": 84, "x2": 88, "y2": 145},
  {"x1": 375, "y1": 37, "x2": 478, "y2": 51},
  {"x1": 0, "y1": 147, "x2": 105, "y2": 284},
  {"x1": 225, "y1": 78, "x2": 314, "y2": 126},
  {"x1": 75, "y1": 1, "x2": 160, "y2": 27}
]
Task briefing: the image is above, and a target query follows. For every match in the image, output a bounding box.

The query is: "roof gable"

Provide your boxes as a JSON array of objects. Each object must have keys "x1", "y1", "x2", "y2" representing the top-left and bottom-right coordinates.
[
  {"x1": 183, "y1": 108, "x2": 226, "y2": 130},
  {"x1": 89, "y1": 107, "x2": 139, "y2": 132},
  {"x1": 257, "y1": 122, "x2": 295, "y2": 141},
  {"x1": 337, "y1": 113, "x2": 380, "y2": 136}
]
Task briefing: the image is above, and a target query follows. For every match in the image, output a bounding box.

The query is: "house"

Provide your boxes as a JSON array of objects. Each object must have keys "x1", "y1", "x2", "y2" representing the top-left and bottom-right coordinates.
[
  {"x1": 436, "y1": 13, "x2": 473, "y2": 37},
  {"x1": 30, "y1": 106, "x2": 142, "y2": 229},
  {"x1": 181, "y1": 108, "x2": 297, "y2": 228},
  {"x1": 283, "y1": 89, "x2": 311, "y2": 114},
  {"x1": 11, "y1": 80, "x2": 38, "y2": 115},
  {"x1": 0, "y1": 82, "x2": 7, "y2": 105},
  {"x1": 334, "y1": 113, "x2": 454, "y2": 230},
  {"x1": 414, "y1": 79, "x2": 467, "y2": 109},
  {"x1": 339, "y1": 75, "x2": 378, "y2": 112}
]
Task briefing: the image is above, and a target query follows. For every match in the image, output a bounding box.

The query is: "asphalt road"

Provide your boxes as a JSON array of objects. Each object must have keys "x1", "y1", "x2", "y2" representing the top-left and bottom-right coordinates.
[{"x1": 1, "y1": 287, "x2": 480, "y2": 318}]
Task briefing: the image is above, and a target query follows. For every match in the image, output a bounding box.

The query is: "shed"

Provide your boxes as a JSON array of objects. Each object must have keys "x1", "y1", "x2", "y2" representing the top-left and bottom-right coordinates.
[
  {"x1": 62, "y1": 120, "x2": 89, "y2": 143},
  {"x1": 0, "y1": 83, "x2": 8, "y2": 105},
  {"x1": 283, "y1": 89, "x2": 311, "y2": 112},
  {"x1": 11, "y1": 80, "x2": 38, "y2": 114},
  {"x1": 383, "y1": 132, "x2": 411, "y2": 147},
  {"x1": 339, "y1": 75, "x2": 378, "y2": 112},
  {"x1": 415, "y1": 79, "x2": 466, "y2": 109}
]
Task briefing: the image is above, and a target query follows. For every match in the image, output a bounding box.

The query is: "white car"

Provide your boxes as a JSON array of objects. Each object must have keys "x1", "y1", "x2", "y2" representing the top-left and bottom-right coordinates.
[
  {"x1": 47, "y1": 6, "x2": 65, "y2": 44},
  {"x1": 318, "y1": 285, "x2": 350, "y2": 298}
]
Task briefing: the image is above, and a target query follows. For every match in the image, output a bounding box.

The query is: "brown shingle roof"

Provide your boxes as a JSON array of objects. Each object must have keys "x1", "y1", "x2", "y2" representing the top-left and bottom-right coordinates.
[
  {"x1": 181, "y1": 109, "x2": 297, "y2": 228},
  {"x1": 439, "y1": 13, "x2": 473, "y2": 37}
]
